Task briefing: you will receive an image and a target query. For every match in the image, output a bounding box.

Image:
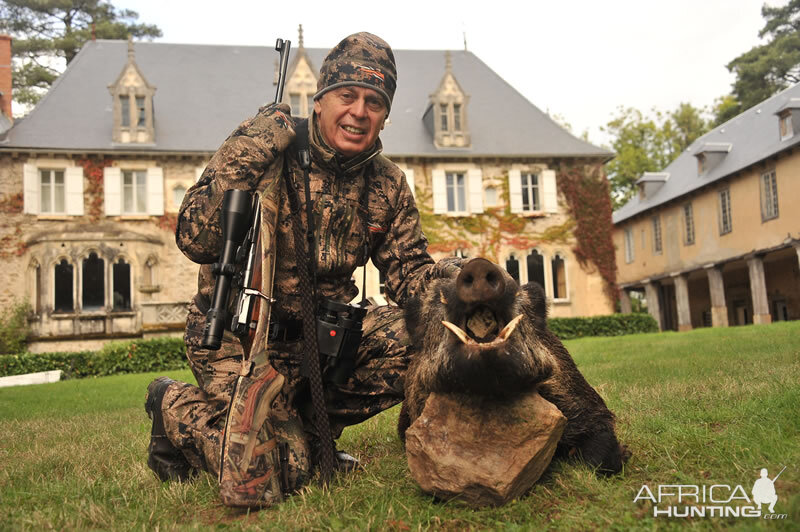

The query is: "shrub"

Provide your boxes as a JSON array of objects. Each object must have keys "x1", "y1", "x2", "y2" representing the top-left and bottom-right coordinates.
[
  {"x1": 0, "y1": 301, "x2": 32, "y2": 354},
  {"x1": 548, "y1": 313, "x2": 658, "y2": 340},
  {"x1": 0, "y1": 337, "x2": 187, "y2": 379}
]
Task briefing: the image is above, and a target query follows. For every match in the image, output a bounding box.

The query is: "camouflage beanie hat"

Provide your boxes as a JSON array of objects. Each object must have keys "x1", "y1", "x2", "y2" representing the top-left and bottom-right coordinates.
[{"x1": 314, "y1": 32, "x2": 397, "y2": 112}]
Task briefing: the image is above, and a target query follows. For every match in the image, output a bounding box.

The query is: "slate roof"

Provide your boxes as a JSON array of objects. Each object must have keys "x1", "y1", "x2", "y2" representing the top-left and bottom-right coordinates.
[
  {"x1": 0, "y1": 40, "x2": 610, "y2": 159},
  {"x1": 613, "y1": 82, "x2": 800, "y2": 224}
]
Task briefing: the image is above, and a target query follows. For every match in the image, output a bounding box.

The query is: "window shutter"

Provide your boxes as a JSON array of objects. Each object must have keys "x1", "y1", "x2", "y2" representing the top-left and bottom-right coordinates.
[
  {"x1": 147, "y1": 167, "x2": 165, "y2": 216},
  {"x1": 23, "y1": 164, "x2": 40, "y2": 214},
  {"x1": 541, "y1": 170, "x2": 558, "y2": 213},
  {"x1": 65, "y1": 166, "x2": 85, "y2": 216},
  {"x1": 468, "y1": 168, "x2": 483, "y2": 214},
  {"x1": 432, "y1": 169, "x2": 447, "y2": 214},
  {"x1": 508, "y1": 169, "x2": 523, "y2": 214},
  {"x1": 104, "y1": 167, "x2": 121, "y2": 216},
  {"x1": 404, "y1": 168, "x2": 415, "y2": 198}
]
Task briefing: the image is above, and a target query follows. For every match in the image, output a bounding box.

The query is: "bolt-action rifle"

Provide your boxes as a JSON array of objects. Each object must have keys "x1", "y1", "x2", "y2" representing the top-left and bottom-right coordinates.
[{"x1": 201, "y1": 38, "x2": 291, "y2": 355}]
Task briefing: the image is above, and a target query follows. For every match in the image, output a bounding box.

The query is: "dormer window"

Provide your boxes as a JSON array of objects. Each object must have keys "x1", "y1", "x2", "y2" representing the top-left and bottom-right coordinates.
[
  {"x1": 693, "y1": 143, "x2": 731, "y2": 176},
  {"x1": 774, "y1": 98, "x2": 800, "y2": 141},
  {"x1": 109, "y1": 38, "x2": 156, "y2": 144},
  {"x1": 425, "y1": 51, "x2": 471, "y2": 149},
  {"x1": 636, "y1": 172, "x2": 670, "y2": 200}
]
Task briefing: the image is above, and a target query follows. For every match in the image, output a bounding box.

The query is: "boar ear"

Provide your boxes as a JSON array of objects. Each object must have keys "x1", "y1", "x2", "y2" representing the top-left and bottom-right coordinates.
[{"x1": 521, "y1": 282, "x2": 548, "y2": 323}]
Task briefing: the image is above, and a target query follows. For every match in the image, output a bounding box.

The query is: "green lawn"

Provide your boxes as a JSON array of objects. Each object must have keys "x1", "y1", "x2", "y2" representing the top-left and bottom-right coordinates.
[{"x1": 1, "y1": 322, "x2": 798, "y2": 530}]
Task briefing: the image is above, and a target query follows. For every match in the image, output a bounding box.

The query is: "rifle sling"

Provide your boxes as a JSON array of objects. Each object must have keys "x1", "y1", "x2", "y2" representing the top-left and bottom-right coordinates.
[{"x1": 282, "y1": 121, "x2": 336, "y2": 482}]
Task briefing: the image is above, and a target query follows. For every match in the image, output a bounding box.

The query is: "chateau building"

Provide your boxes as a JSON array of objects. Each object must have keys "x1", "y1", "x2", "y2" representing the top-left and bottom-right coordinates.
[
  {"x1": 0, "y1": 30, "x2": 615, "y2": 352},
  {"x1": 613, "y1": 84, "x2": 800, "y2": 330}
]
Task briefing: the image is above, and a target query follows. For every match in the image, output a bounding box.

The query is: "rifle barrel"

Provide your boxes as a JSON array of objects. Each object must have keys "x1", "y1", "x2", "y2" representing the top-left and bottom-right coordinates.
[{"x1": 274, "y1": 39, "x2": 291, "y2": 104}]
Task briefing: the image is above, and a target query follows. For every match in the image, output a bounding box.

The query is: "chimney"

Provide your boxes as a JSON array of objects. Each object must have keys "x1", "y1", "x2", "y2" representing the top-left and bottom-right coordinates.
[{"x1": 0, "y1": 35, "x2": 12, "y2": 119}]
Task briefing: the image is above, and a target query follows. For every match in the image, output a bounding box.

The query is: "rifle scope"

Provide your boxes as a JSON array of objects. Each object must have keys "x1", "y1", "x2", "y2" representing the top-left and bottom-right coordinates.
[{"x1": 201, "y1": 189, "x2": 253, "y2": 350}]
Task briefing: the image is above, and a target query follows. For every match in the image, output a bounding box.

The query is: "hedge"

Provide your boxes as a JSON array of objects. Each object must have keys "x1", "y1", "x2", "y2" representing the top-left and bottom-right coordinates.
[
  {"x1": 0, "y1": 337, "x2": 188, "y2": 380},
  {"x1": 548, "y1": 313, "x2": 658, "y2": 340}
]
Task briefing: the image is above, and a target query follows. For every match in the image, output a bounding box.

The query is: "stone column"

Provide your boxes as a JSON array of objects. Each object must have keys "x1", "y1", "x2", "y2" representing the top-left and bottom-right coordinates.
[
  {"x1": 705, "y1": 266, "x2": 729, "y2": 328},
  {"x1": 619, "y1": 289, "x2": 632, "y2": 314},
  {"x1": 747, "y1": 256, "x2": 772, "y2": 324},
  {"x1": 643, "y1": 281, "x2": 663, "y2": 331},
  {"x1": 673, "y1": 274, "x2": 692, "y2": 332}
]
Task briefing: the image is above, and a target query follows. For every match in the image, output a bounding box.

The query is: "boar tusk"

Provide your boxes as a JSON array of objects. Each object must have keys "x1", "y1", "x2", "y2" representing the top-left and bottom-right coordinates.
[
  {"x1": 498, "y1": 315, "x2": 523, "y2": 340},
  {"x1": 442, "y1": 321, "x2": 474, "y2": 345}
]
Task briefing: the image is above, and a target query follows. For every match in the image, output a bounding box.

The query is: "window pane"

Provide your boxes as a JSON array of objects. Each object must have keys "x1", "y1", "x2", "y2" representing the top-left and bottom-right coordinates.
[
  {"x1": 307, "y1": 95, "x2": 314, "y2": 116},
  {"x1": 453, "y1": 103, "x2": 461, "y2": 131},
  {"x1": 456, "y1": 173, "x2": 466, "y2": 211},
  {"x1": 485, "y1": 186, "x2": 497, "y2": 207},
  {"x1": 40, "y1": 170, "x2": 52, "y2": 213},
  {"x1": 290, "y1": 93, "x2": 300, "y2": 115},
  {"x1": 113, "y1": 259, "x2": 131, "y2": 310},
  {"x1": 121, "y1": 96, "x2": 130, "y2": 127},
  {"x1": 136, "y1": 96, "x2": 146, "y2": 126},
  {"x1": 54, "y1": 170, "x2": 65, "y2": 213},
  {"x1": 136, "y1": 171, "x2": 146, "y2": 213},
  {"x1": 440, "y1": 104, "x2": 448, "y2": 131},
  {"x1": 123, "y1": 171, "x2": 133, "y2": 213},
  {"x1": 54, "y1": 259, "x2": 73, "y2": 312},
  {"x1": 82, "y1": 253, "x2": 105, "y2": 309}
]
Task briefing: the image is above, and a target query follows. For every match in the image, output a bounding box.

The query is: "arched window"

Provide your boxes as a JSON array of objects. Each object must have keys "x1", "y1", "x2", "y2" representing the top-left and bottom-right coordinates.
[
  {"x1": 54, "y1": 259, "x2": 74, "y2": 313},
  {"x1": 526, "y1": 250, "x2": 545, "y2": 289},
  {"x1": 505, "y1": 255, "x2": 520, "y2": 283},
  {"x1": 551, "y1": 254, "x2": 567, "y2": 299},
  {"x1": 173, "y1": 185, "x2": 186, "y2": 209},
  {"x1": 82, "y1": 252, "x2": 105, "y2": 310},
  {"x1": 113, "y1": 257, "x2": 131, "y2": 310}
]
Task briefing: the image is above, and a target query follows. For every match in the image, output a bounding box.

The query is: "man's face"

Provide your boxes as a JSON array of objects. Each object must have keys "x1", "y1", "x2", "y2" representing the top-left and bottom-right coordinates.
[{"x1": 314, "y1": 86, "x2": 387, "y2": 158}]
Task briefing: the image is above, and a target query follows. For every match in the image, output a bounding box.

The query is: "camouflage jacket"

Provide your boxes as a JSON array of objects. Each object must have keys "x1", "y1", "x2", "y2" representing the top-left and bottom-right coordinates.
[{"x1": 177, "y1": 104, "x2": 459, "y2": 322}]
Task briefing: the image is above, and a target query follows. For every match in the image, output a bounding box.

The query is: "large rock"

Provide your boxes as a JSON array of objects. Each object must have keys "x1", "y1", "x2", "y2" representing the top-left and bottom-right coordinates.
[{"x1": 405, "y1": 391, "x2": 566, "y2": 507}]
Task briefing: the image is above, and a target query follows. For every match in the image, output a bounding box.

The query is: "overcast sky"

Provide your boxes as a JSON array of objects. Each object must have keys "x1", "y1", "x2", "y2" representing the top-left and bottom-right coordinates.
[{"x1": 119, "y1": 0, "x2": 778, "y2": 147}]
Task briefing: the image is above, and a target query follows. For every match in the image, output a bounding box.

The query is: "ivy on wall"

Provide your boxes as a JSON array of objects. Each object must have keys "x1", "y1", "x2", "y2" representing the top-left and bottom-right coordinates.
[
  {"x1": 77, "y1": 157, "x2": 113, "y2": 220},
  {"x1": 555, "y1": 163, "x2": 618, "y2": 301},
  {"x1": 0, "y1": 193, "x2": 25, "y2": 258}
]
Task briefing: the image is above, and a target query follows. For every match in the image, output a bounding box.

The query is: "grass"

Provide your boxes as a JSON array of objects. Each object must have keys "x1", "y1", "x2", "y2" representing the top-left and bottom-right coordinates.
[{"x1": 1, "y1": 321, "x2": 798, "y2": 530}]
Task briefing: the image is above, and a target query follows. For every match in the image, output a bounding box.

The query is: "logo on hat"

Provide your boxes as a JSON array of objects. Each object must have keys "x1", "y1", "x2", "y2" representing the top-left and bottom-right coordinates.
[{"x1": 354, "y1": 64, "x2": 385, "y2": 82}]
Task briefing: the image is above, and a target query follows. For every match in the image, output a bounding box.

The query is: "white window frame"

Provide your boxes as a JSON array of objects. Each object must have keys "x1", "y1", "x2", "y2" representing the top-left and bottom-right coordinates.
[
  {"x1": 104, "y1": 166, "x2": 164, "y2": 216},
  {"x1": 23, "y1": 162, "x2": 84, "y2": 216},
  {"x1": 509, "y1": 168, "x2": 557, "y2": 214},
  {"x1": 123, "y1": 169, "x2": 148, "y2": 214},
  {"x1": 718, "y1": 188, "x2": 732, "y2": 235},
  {"x1": 521, "y1": 172, "x2": 540, "y2": 212},
  {"x1": 432, "y1": 166, "x2": 483, "y2": 215},
  {"x1": 760, "y1": 170, "x2": 779, "y2": 221},
  {"x1": 624, "y1": 227, "x2": 635, "y2": 264}
]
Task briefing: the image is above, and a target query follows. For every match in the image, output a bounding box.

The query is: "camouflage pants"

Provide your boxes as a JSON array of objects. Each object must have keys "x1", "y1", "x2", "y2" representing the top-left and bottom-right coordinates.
[{"x1": 161, "y1": 300, "x2": 411, "y2": 480}]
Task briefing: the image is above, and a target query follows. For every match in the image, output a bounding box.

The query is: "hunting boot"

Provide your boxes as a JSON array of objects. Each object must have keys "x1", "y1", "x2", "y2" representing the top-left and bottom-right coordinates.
[{"x1": 145, "y1": 377, "x2": 196, "y2": 482}]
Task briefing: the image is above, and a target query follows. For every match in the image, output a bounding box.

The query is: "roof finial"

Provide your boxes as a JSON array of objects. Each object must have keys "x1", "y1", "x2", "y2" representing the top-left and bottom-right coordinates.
[
  {"x1": 445, "y1": 50, "x2": 452, "y2": 73},
  {"x1": 298, "y1": 24, "x2": 304, "y2": 49},
  {"x1": 463, "y1": 31, "x2": 468, "y2": 51},
  {"x1": 127, "y1": 35, "x2": 134, "y2": 61}
]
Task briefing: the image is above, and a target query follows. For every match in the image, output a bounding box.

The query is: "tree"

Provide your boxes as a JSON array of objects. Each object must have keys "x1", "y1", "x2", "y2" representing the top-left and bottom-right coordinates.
[
  {"x1": 0, "y1": 0, "x2": 161, "y2": 108},
  {"x1": 604, "y1": 103, "x2": 709, "y2": 209},
  {"x1": 715, "y1": 0, "x2": 800, "y2": 125}
]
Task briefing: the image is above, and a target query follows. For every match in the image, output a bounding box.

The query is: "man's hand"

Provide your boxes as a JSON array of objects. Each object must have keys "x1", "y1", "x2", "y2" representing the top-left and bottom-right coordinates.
[{"x1": 232, "y1": 102, "x2": 296, "y2": 158}]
